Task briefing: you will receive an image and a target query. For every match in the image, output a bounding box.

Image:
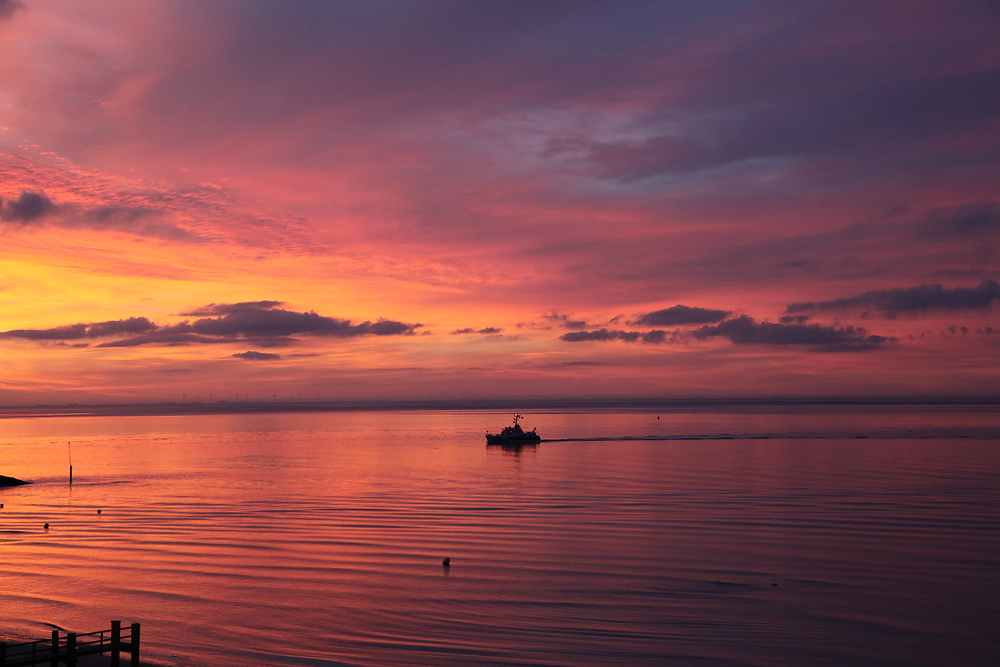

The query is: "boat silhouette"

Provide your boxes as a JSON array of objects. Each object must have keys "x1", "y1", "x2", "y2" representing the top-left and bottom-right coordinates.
[{"x1": 486, "y1": 413, "x2": 541, "y2": 444}]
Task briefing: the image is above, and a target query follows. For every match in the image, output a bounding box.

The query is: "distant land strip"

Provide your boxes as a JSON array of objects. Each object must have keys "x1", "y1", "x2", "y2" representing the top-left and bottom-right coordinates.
[
  {"x1": 0, "y1": 396, "x2": 998, "y2": 419},
  {"x1": 0, "y1": 474, "x2": 29, "y2": 487}
]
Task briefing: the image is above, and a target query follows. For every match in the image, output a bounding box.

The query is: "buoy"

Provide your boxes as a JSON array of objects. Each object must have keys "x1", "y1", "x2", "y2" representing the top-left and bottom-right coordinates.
[
  {"x1": 44, "y1": 523, "x2": 49, "y2": 530},
  {"x1": 97, "y1": 509, "x2": 102, "y2": 514},
  {"x1": 442, "y1": 557, "x2": 451, "y2": 566}
]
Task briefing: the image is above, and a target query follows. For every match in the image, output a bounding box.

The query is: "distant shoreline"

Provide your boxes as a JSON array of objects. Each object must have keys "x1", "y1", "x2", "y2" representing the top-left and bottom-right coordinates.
[{"x1": 0, "y1": 395, "x2": 998, "y2": 419}]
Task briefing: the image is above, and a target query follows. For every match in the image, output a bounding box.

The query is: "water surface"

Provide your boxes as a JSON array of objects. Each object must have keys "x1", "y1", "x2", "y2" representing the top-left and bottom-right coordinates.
[{"x1": 0, "y1": 407, "x2": 997, "y2": 666}]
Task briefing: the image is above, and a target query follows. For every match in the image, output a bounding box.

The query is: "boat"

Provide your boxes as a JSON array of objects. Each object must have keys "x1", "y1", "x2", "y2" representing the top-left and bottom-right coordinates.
[{"x1": 486, "y1": 413, "x2": 541, "y2": 444}]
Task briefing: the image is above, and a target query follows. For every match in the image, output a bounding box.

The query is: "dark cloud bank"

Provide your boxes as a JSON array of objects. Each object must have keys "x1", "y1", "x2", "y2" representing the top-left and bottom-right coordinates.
[
  {"x1": 2, "y1": 317, "x2": 156, "y2": 341},
  {"x1": 692, "y1": 316, "x2": 887, "y2": 352},
  {"x1": 0, "y1": 192, "x2": 55, "y2": 223},
  {"x1": 561, "y1": 304, "x2": 887, "y2": 352},
  {"x1": 1, "y1": 302, "x2": 421, "y2": 350},
  {"x1": 547, "y1": 306, "x2": 729, "y2": 338},
  {"x1": 787, "y1": 281, "x2": 1000, "y2": 317},
  {"x1": 562, "y1": 282, "x2": 997, "y2": 352},
  {"x1": 0, "y1": 190, "x2": 204, "y2": 243}
]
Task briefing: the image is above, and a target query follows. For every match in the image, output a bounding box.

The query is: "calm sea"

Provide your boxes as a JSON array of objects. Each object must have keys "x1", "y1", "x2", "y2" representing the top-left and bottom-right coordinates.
[{"x1": 0, "y1": 407, "x2": 997, "y2": 666}]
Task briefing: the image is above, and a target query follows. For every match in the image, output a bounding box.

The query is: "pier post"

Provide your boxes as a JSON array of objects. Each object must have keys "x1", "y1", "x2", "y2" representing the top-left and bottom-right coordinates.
[
  {"x1": 111, "y1": 620, "x2": 121, "y2": 667},
  {"x1": 130, "y1": 623, "x2": 140, "y2": 667},
  {"x1": 50, "y1": 630, "x2": 58, "y2": 667},
  {"x1": 66, "y1": 633, "x2": 76, "y2": 667}
]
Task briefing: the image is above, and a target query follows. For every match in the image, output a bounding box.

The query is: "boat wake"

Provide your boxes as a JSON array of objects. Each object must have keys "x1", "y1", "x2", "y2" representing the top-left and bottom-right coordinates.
[{"x1": 543, "y1": 427, "x2": 1000, "y2": 442}]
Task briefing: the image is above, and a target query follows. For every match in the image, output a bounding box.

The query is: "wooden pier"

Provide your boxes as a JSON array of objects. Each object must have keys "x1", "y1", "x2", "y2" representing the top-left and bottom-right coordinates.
[{"x1": 0, "y1": 621, "x2": 139, "y2": 666}]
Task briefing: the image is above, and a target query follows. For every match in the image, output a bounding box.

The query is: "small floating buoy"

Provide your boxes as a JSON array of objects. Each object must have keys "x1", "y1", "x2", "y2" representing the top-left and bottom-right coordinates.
[
  {"x1": 43, "y1": 523, "x2": 49, "y2": 530},
  {"x1": 97, "y1": 509, "x2": 102, "y2": 514},
  {"x1": 442, "y1": 557, "x2": 451, "y2": 566}
]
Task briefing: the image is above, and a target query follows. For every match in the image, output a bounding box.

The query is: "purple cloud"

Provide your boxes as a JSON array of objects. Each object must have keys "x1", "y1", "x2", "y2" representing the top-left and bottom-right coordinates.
[
  {"x1": 0, "y1": 192, "x2": 56, "y2": 223},
  {"x1": 635, "y1": 305, "x2": 730, "y2": 327},
  {"x1": 181, "y1": 301, "x2": 286, "y2": 316},
  {"x1": 2, "y1": 317, "x2": 156, "y2": 341},
  {"x1": 452, "y1": 327, "x2": 503, "y2": 335},
  {"x1": 787, "y1": 281, "x2": 1000, "y2": 317},
  {"x1": 921, "y1": 202, "x2": 1000, "y2": 238},
  {"x1": 164, "y1": 306, "x2": 419, "y2": 338},
  {"x1": 0, "y1": 0, "x2": 23, "y2": 20},
  {"x1": 694, "y1": 315, "x2": 887, "y2": 351},
  {"x1": 560, "y1": 329, "x2": 672, "y2": 344},
  {"x1": 232, "y1": 350, "x2": 281, "y2": 361},
  {"x1": 5, "y1": 304, "x2": 420, "y2": 348}
]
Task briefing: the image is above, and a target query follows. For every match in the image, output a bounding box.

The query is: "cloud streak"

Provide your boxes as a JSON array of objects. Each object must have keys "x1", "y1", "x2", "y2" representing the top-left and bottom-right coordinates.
[
  {"x1": 452, "y1": 327, "x2": 502, "y2": 335},
  {"x1": 634, "y1": 305, "x2": 730, "y2": 327},
  {"x1": 560, "y1": 329, "x2": 679, "y2": 344},
  {"x1": 692, "y1": 316, "x2": 887, "y2": 352},
  {"x1": 0, "y1": 186, "x2": 208, "y2": 243},
  {"x1": 561, "y1": 315, "x2": 889, "y2": 352},
  {"x1": 921, "y1": 202, "x2": 1000, "y2": 238},
  {"x1": 2, "y1": 304, "x2": 420, "y2": 348},
  {"x1": 787, "y1": 281, "x2": 1000, "y2": 317},
  {"x1": 1, "y1": 317, "x2": 156, "y2": 341},
  {"x1": 232, "y1": 350, "x2": 280, "y2": 361}
]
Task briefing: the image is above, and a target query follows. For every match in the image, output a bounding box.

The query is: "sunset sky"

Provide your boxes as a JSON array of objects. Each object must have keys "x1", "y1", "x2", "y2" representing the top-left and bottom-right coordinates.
[{"x1": 0, "y1": 0, "x2": 998, "y2": 404}]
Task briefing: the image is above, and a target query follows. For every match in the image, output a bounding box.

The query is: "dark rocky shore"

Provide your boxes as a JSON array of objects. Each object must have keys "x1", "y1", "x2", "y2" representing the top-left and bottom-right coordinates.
[{"x1": 0, "y1": 475, "x2": 29, "y2": 487}]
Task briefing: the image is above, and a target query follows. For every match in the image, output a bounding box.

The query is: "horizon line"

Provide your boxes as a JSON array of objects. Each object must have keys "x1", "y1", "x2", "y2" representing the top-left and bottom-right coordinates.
[{"x1": 1, "y1": 394, "x2": 998, "y2": 419}]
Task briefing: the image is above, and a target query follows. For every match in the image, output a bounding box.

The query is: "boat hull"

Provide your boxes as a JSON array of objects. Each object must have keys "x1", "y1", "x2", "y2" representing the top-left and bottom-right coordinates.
[{"x1": 485, "y1": 433, "x2": 541, "y2": 444}]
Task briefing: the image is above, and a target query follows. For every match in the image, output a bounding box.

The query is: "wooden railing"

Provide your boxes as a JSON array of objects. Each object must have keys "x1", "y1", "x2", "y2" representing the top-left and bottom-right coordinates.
[{"x1": 0, "y1": 620, "x2": 139, "y2": 666}]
